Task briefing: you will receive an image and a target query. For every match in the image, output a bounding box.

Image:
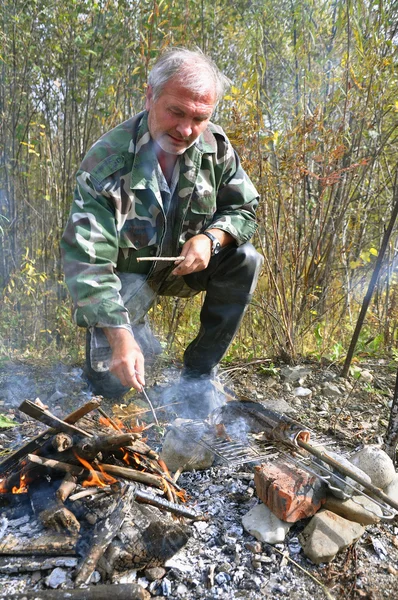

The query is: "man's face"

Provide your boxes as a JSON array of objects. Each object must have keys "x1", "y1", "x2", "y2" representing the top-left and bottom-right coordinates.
[{"x1": 146, "y1": 78, "x2": 216, "y2": 155}]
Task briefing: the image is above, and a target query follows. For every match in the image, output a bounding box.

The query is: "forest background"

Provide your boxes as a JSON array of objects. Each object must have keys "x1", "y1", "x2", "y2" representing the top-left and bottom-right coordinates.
[{"x1": 1, "y1": 0, "x2": 397, "y2": 369}]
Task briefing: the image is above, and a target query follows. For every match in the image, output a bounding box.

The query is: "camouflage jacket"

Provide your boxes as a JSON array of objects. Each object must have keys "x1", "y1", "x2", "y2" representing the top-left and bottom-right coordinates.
[{"x1": 61, "y1": 111, "x2": 259, "y2": 328}]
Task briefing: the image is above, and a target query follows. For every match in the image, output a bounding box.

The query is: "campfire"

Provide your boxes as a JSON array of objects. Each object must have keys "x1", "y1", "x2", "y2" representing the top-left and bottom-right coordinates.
[{"x1": 0, "y1": 397, "x2": 206, "y2": 598}]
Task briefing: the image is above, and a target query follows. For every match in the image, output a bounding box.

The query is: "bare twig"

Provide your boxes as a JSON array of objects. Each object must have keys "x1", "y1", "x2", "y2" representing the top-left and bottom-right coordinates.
[{"x1": 136, "y1": 256, "x2": 185, "y2": 262}]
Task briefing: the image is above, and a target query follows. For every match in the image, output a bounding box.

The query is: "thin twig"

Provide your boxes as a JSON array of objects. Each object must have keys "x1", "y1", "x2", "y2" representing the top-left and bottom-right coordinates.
[
  {"x1": 136, "y1": 256, "x2": 185, "y2": 262},
  {"x1": 141, "y1": 388, "x2": 159, "y2": 426},
  {"x1": 267, "y1": 544, "x2": 336, "y2": 600}
]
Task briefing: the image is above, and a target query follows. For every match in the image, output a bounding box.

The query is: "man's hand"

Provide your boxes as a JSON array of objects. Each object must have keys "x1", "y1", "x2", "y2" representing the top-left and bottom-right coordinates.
[
  {"x1": 103, "y1": 327, "x2": 145, "y2": 391},
  {"x1": 172, "y1": 229, "x2": 234, "y2": 276}
]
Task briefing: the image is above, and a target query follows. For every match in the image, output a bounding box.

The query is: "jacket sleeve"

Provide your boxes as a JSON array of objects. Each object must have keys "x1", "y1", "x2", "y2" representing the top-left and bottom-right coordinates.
[
  {"x1": 209, "y1": 135, "x2": 259, "y2": 245},
  {"x1": 61, "y1": 169, "x2": 130, "y2": 328}
]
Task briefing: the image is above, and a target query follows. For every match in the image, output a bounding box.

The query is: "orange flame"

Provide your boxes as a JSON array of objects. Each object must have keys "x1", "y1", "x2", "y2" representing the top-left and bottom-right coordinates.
[
  {"x1": 74, "y1": 453, "x2": 117, "y2": 488},
  {"x1": 12, "y1": 473, "x2": 28, "y2": 494}
]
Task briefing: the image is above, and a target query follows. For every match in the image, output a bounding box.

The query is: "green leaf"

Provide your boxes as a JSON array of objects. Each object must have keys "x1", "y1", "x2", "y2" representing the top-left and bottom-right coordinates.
[{"x1": 0, "y1": 414, "x2": 17, "y2": 428}]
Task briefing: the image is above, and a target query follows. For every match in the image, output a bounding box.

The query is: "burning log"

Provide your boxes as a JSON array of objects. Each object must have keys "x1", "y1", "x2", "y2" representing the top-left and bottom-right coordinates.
[
  {"x1": 56, "y1": 473, "x2": 78, "y2": 502},
  {"x1": 0, "y1": 584, "x2": 150, "y2": 600},
  {"x1": 78, "y1": 433, "x2": 140, "y2": 458},
  {"x1": 39, "y1": 504, "x2": 81, "y2": 533},
  {"x1": 0, "y1": 532, "x2": 78, "y2": 555},
  {"x1": 19, "y1": 400, "x2": 93, "y2": 439},
  {"x1": 97, "y1": 463, "x2": 165, "y2": 489},
  {"x1": 52, "y1": 433, "x2": 74, "y2": 452},
  {"x1": 74, "y1": 485, "x2": 135, "y2": 587},
  {"x1": 0, "y1": 399, "x2": 101, "y2": 476},
  {"x1": 26, "y1": 454, "x2": 85, "y2": 477}
]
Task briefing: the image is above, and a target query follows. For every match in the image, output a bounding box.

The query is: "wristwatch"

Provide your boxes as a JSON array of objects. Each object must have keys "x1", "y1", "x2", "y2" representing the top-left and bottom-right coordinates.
[{"x1": 202, "y1": 231, "x2": 222, "y2": 256}]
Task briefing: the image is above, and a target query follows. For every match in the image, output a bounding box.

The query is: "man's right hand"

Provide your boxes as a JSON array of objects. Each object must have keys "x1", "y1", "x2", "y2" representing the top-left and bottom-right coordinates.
[{"x1": 103, "y1": 327, "x2": 145, "y2": 391}]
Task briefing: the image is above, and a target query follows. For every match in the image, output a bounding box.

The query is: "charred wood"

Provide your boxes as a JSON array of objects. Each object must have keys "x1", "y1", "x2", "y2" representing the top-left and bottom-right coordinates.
[
  {"x1": 79, "y1": 433, "x2": 139, "y2": 457},
  {"x1": 134, "y1": 488, "x2": 207, "y2": 521},
  {"x1": 19, "y1": 401, "x2": 93, "y2": 439},
  {"x1": 0, "y1": 399, "x2": 101, "y2": 476},
  {"x1": 51, "y1": 433, "x2": 74, "y2": 452},
  {"x1": 39, "y1": 503, "x2": 81, "y2": 533},
  {"x1": 74, "y1": 486, "x2": 135, "y2": 587},
  {"x1": 0, "y1": 532, "x2": 78, "y2": 555},
  {"x1": 0, "y1": 583, "x2": 150, "y2": 600},
  {"x1": 0, "y1": 556, "x2": 78, "y2": 574},
  {"x1": 56, "y1": 473, "x2": 78, "y2": 502},
  {"x1": 97, "y1": 463, "x2": 164, "y2": 489},
  {"x1": 26, "y1": 454, "x2": 85, "y2": 477}
]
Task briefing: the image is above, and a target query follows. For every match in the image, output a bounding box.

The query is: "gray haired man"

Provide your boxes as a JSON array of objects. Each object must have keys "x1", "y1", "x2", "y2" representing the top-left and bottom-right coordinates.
[{"x1": 61, "y1": 48, "x2": 263, "y2": 417}]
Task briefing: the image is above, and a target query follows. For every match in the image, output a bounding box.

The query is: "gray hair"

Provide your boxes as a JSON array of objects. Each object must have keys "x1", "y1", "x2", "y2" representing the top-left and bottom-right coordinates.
[{"x1": 148, "y1": 47, "x2": 230, "y2": 103}]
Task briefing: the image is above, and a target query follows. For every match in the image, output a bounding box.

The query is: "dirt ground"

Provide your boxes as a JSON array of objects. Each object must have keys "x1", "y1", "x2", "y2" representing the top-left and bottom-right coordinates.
[{"x1": 0, "y1": 355, "x2": 397, "y2": 600}]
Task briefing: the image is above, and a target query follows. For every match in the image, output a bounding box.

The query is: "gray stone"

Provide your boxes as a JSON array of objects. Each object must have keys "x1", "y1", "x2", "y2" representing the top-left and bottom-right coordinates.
[
  {"x1": 299, "y1": 509, "x2": 365, "y2": 564},
  {"x1": 321, "y1": 382, "x2": 342, "y2": 398},
  {"x1": 324, "y1": 494, "x2": 383, "y2": 525},
  {"x1": 160, "y1": 419, "x2": 214, "y2": 472},
  {"x1": 293, "y1": 386, "x2": 312, "y2": 398},
  {"x1": 384, "y1": 473, "x2": 398, "y2": 503},
  {"x1": 350, "y1": 446, "x2": 396, "y2": 489},
  {"x1": 261, "y1": 397, "x2": 295, "y2": 415},
  {"x1": 280, "y1": 366, "x2": 311, "y2": 382},
  {"x1": 315, "y1": 448, "x2": 372, "y2": 499},
  {"x1": 44, "y1": 567, "x2": 68, "y2": 589},
  {"x1": 145, "y1": 567, "x2": 166, "y2": 581},
  {"x1": 242, "y1": 503, "x2": 291, "y2": 544}
]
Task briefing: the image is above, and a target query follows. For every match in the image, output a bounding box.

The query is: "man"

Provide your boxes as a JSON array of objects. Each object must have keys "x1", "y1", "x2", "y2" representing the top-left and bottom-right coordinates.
[{"x1": 61, "y1": 48, "x2": 263, "y2": 417}]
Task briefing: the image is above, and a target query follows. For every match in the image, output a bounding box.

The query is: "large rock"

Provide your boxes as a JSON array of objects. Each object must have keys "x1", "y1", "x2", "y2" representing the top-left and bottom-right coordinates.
[
  {"x1": 242, "y1": 503, "x2": 291, "y2": 544},
  {"x1": 350, "y1": 446, "x2": 396, "y2": 489},
  {"x1": 299, "y1": 510, "x2": 365, "y2": 564},
  {"x1": 316, "y1": 448, "x2": 372, "y2": 499},
  {"x1": 324, "y1": 494, "x2": 382, "y2": 525},
  {"x1": 280, "y1": 366, "x2": 311, "y2": 383},
  {"x1": 160, "y1": 419, "x2": 214, "y2": 472},
  {"x1": 384, "y1": 473, "x2": 398, "y2": 504}
]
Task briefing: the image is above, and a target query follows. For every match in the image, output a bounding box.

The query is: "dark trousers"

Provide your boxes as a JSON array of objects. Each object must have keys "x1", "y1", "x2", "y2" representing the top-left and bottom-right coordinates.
[{"x1": 85, "y1": 242, "x2": 263, "y2": 397}]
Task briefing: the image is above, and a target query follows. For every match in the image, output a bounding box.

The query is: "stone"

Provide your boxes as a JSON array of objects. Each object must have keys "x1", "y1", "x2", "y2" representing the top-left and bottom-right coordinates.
[
  {"x1": 242, "y1": 503, "x2": 291, "y2": 544},
  {"x1": 160, "y1": 419, "x2": 214, "y2": 472},
  {"x1": 324, "y1": 494, "x2": 383, "y2": 525},
  {"x1": 261, "y1": 397, "x2": 296, "y2": 415},
  {"x1": 350, "y1": 446, "x2": 396, "y2": 489},
  {"x1": 44, "y1": 567, "x2": 68, "y2": 589},
  {"x1": 358, "y1": 369, "x2": 374, "y2": 383},
  {"x1": 293, "y1": 386, "x2": 312, "y2": 398},
  {"x1": 280, "y1": 366, "x2": 311, "y2": 382},
  {"x1": 321, "y1": 382, "x2": 342, "y2": 398},
  {"x1": 315, "y1": 448, "x2": 372, "y2": 499},
  {"x1": 144, "y1": 567, "x2": 166, "y2": 581},
  {"x1": 384, "y1": 473, "x2": 398, "y2": 503},
  {"x1": 254, "y1": 460, "x2": 326, "y2": 522},
  {"x1": 299, "y1": 509, "x2": 365, "y2": 564}
]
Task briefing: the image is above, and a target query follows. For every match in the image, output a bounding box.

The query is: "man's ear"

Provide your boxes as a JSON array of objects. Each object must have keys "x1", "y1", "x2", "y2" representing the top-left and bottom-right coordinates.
[{"x1": 145, "y1": 85, "x2": 153, "y2": 111}]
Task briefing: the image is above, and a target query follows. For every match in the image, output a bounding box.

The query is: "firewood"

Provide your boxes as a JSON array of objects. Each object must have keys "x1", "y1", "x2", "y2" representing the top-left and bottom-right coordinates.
[
  {"x1": 0, "y1": 555, "x2": 78, "y2": 574},
  {"x1": 26, "y1": 454, "x2": 85, "y2": 476},
  {"x1": 97, "y1": 463, "x2": 164, "y2": 489},
  {"x1": 0, "y1": 583, "x2": 150, "y2": 600},
  {"x1": 0, "y1": 399, "x2": 101, "y2": 475},
  {"x1": 79, "y1": 433, "x2": 139, "y2": 457},
  {"x1": 56, "y1": 472, "x2": 78, "y2": 502},
  {"x1": 39, "y1": 503, "x2": 81, "y2": 533},
  {"x1": 74, "y1": 486, "x2": 135, "y2": 587},
  {"x1": 0, "y1": 532, "x2": 78, "y2": 555},
  {"x1": 134, "y1": 487, "x2": 208, "y2": 520},
  {"x1": 19, "y1": 400, "x2": 93, "y2": 439},
  {"x1": 51, "y1": 432, "x2": 74, "y2": 452}
]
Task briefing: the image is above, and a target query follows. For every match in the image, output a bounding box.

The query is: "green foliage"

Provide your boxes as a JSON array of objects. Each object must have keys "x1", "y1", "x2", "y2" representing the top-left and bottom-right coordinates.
[
  {"x1": 0, "y1": 414, "x2": 17, "y2": 428},
  {"x1": 0, "y1": 0, "x2": 397, "y2": 365}
]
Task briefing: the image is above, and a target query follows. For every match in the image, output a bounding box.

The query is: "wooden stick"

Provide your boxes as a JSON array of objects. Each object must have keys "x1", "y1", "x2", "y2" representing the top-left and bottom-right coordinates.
[
  {"x1": 27, "y1": 454, "x2": 85, "y2": 476},
  {"x1": 74, "y1": 486, "x2": 135, "y2": 587},
  {"x1": 136, "y1": 255, "x2": 185, "y2": 262},
  {"x1": 0, "y1": 399, "x2": 101, "y2": 475},
  {"x1": 134, "y1": 488, "x2": 207, "y2": 520},
  {"x1": 98, "y1": 463, "x2": 164, "y2": 488},
  {"x1": 0, "y1": 532, "x2": 78, "y2": 555},
  {"x1": 0, "y1": 584, "x2": 150, "y2": 600},
  {"x1": 19, "y1": 401, "x2": 93, "y2": 439},
  {"x1": 56, "y1": 473, "x2": 78, "y2": 502},
  {"x1": 79, "y1": 433, "x2": 139, "y2": 456},
  {"x1": 52, "y1": 433, "x2": 74, "y2": 452},
  {"x1": 0, "y1": 555, "x2": 78, "y2": 574}
]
